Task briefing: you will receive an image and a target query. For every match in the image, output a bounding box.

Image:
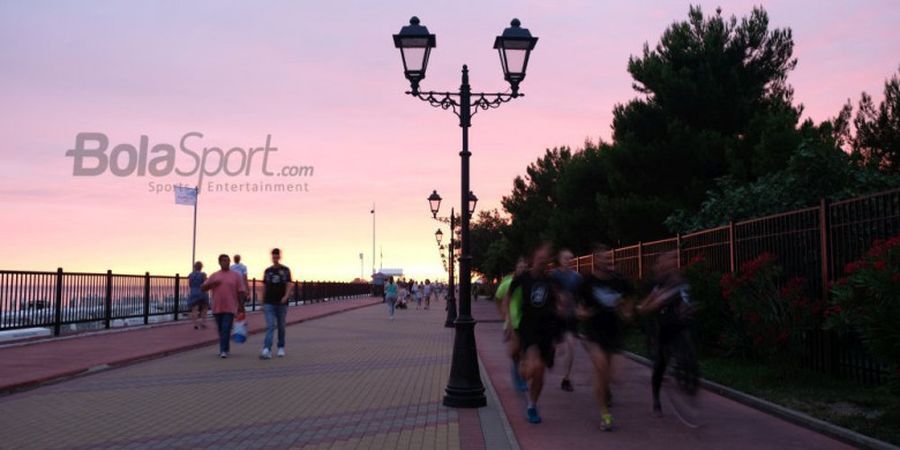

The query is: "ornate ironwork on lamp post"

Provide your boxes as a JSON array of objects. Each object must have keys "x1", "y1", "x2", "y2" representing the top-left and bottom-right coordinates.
[{"x1": 396, "y1": 17, "x2": 537, "y2": 408}]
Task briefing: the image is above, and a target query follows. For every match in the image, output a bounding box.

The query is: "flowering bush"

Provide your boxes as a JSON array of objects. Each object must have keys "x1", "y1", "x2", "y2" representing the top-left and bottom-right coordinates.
[
  {"x1": 719, "y1": 253, "x2": 824, "y2": 361},
  {"x1": 827, "y1": 237, "x2": 900, "y2": 383},
  {"x1": 681, "y1": 255, "x2": 729, "y2": 352}
]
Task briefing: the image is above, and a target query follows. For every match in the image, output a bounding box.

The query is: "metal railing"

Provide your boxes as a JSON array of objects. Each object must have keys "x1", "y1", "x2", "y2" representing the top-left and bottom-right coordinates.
[
  {"x1": 0, "y1": 270, "x2": 372, "y2": 337},
  {"x1": 573, "y1": 188, "x2": 900, "y2": 384}
]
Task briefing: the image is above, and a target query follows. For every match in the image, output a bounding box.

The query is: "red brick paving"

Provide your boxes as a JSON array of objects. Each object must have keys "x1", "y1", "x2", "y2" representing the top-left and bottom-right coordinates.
[
  {"x1": 0, "y1": 296, "x2": 380, "y2": 393},
  {"x1": 471, "y1": 299, "x2": 854, "y2": 450}
]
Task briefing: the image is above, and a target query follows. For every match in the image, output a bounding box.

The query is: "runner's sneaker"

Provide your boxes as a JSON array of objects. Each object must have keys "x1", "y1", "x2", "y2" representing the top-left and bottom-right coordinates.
[
  {"x1": 219, "y1": 352, "x2": 228, "y2": 359},
  {"x1": 260, "y1": 348, "x2": 272, "y2": 360},
  {"x1": 277, "y1": 348, "x2": 285, "y2": 358},
  {"x1": 600, "y1": 413, "x2": 614, "y2": 431},
  {"x1": 652, "y1": 399, "x2": 663, "y2": 417},
  {"x1": 526, "y1": 406, "x2": 542, "y2": 424},
  {"x1": 561, "y1": 378, "x2": 574, "y2": 392}
]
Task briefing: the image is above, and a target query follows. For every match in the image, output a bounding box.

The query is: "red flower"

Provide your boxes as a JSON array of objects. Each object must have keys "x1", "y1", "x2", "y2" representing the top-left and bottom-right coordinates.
[
  {"x1": 873, "y1": 260, "x2": 887, "y2": 271},
  {"x1": 844, "y1": 261, "x2": 866, "y2": 275},
  {"x1": 892, "y1": 274, "x2": 900, "y2": 283}
]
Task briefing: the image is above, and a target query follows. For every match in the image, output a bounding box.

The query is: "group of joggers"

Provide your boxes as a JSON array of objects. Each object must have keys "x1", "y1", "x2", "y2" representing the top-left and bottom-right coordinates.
[
  {"x1": 186, "y1": 249, "x2": 295, "y2": 359},
  {"x1": 383, "y1": 277, "x2": 441, "y2": 318},
  {"x1": 497, "y1": 243, "x2": 696, "y2": 430}
]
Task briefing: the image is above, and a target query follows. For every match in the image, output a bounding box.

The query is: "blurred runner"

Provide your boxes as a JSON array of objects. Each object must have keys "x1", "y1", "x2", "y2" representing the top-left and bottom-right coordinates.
[
  {"x1": 577, "y1": 245, "x2": 634, "y2": 431},
  {"x1": 637, "y1": 250, "x2": 700, "y2": 426},
  {"x1": 551, "y1": 248, "x2": 582, "y2": 392},
  {"x1": 507, "y1": 243, "x2": 563, "y2": 424},
  {"x1": 497, "y1": 257, "x2": 528, "y2": 392}
]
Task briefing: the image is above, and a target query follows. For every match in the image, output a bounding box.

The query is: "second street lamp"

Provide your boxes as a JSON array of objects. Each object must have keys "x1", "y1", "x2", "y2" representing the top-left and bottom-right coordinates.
[{"x1": 398, "y1": 17, "x2": 537, "y2": 409}]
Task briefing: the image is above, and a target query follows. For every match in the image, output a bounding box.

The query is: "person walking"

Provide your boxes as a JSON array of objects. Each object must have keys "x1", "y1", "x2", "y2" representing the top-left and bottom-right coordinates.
[
  {"x1": 231, "y1": 254, "x2": 250, "y2": 305},
  {"x1": 188, "y1": 261, "x2": 210, "y2": 330},
  {"x1": 412, "y1": 280, "x2": 422, "y2": 309},
  {"x1": 202, "y1": 254, "x2": 247, "y2": 358},
  {"x1": 424, "y1": 279, "x2": 433, "y2": 310},
  {"x1": 385, "y1": 276, "x2": 398, "y2": 319},
  {"x1": 577, "y1": 245, "x2": 634, "y2": 431},
  {"x1": 260, "y1": 248, "x2": 293, "y2": 360}
]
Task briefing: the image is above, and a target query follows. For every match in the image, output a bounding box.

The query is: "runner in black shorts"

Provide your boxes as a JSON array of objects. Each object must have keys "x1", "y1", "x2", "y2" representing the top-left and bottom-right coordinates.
[
  {"x1": 637, "y1": 250, "x2": 699, "y2": 419},
  {"x1": 507, "y1": 242, "x2": 563, "y2": 424},
  {"x1": 577, "y1": 244, "x2": 634, "y2": 431}
]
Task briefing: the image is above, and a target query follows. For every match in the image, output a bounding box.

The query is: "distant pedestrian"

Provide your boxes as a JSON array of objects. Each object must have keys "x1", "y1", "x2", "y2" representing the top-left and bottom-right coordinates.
[
  {"x1": 188, "y1": 261, "x2": 210, "y2": 330},
  {"x1": 412, "y1": 280, "x2": 422, "y2": 309},
  {"x1": 424, "y1": 279, "x2": 433, "y2": 309},
  {"x1": 373, "y1": 272, "x2": 386, "y2": 300},
  {"x1": 385, "y1": 276, "x2": 398, "y2": 319},
  {"x1": 231, "y1": 254, "x2": 250, "y2": 304},
  {"x1": 260, "y1": 248, "x2": 293, "y2": 360},
  {"x1": 202, "y1": 254, "x2": 247, "y2": 358}
]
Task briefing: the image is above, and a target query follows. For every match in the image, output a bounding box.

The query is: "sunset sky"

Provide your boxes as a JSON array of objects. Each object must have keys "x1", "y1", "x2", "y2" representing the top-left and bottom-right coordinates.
[{"x1": 1, "y1": 0, "x2": 898, "y2": 281}]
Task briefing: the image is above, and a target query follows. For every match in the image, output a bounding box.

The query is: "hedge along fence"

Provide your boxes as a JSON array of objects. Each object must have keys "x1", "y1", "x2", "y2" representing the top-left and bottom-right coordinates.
[{"x1": 571, "y1": 188, "x2": 900, "y2": 385}]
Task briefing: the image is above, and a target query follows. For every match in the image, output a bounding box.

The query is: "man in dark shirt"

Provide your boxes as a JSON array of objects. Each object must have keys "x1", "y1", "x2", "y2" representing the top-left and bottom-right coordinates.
[
  {"x1": 506, "y1": 243, "x2": 562, "y2": 424},
  {"x1": 260, "y1": 248, "x2": 293, "y2": 359}
]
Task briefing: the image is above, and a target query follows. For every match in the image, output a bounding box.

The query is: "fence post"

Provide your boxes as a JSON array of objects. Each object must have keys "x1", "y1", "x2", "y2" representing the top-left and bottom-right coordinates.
[
  {"x1": 676, "y1": 234, "x2": 682, "y2": 268},
  {"x1": 143, "y1": 272, "x2": 150, "y2": 325},
  {"x1": 818, "y1": 198, "x2": 831, "y2": 302},
  {"x1": 251, "y1": 278, "x2": 257, "y2": 312},
  {"x1": 728, "y1": 221, "x2": 736, "y2": 273},
  {"x1": 53, "y1": 268, "x2": 63, "y2": 337},
  {"x1": 637, "y1": 242, "x2": 643, "y2": 279},
  {"x1": 174, "y1": 274, "x2": 180, "y2": 321},
  {"x1": 105, "y1": 270, "x2": 112, "y2": 329}
]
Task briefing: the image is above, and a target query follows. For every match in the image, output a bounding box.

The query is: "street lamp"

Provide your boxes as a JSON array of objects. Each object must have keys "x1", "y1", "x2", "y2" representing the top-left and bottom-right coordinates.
[
  {"x1": 435, "y1": 228, "x2": 444, "y2": 245},
  {"x1": 397, "y1": 17, "x2": 537, "y2": 409},
  {"x1": 428, "y1": 190, "x2": 442, "y2": 219},
  {"x1": 493, "y1": 19, "x2": 538, "y2": 97},
  {"x1": 468, "y1": 191, "x2": 478, "y2": 216},
  {"x1": 393, "y1": 17, "x2": 436, "y2": 95}
]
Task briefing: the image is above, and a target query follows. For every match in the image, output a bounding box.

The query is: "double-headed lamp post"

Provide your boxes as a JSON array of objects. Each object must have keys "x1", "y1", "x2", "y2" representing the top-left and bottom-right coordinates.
[{"x1": 396, "y1": 18, "x2": 537, "y2": 408}]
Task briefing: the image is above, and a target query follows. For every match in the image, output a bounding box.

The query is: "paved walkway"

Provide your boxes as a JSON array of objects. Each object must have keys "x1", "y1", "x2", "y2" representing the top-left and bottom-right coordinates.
[
  {"x1": 470, "y1": 299, "x2": 852, "y2": 450},
  {"x1": 0, "y1": 296, "x2": 380, "y2": 393},
  {"x1": 0, "y1": 300, "x2": 505, "y2": 449}
]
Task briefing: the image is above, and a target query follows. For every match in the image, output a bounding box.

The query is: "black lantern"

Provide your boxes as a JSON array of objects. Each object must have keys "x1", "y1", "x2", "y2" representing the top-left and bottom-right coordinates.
[
  {"x1": 393, "y1": 16, "x2": 437, "y2": 95},
  {"x1": 435, "y1": 228, "x2": 444, "y2": 245},
  {"x1": 428, "y1": 190, "x2": 442, "y2": 218},
  {"x1": 467, "y1": 191, "x2": 478, "y2": 216},
  {"x1": 493, "y1": 19, "x2": 538, "y2": 96}
]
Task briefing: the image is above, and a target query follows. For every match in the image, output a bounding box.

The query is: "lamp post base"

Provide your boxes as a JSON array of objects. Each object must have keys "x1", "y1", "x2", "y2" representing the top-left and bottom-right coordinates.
[{"x1": 442, "y1": 318, "x2": 486, "y2": 408}]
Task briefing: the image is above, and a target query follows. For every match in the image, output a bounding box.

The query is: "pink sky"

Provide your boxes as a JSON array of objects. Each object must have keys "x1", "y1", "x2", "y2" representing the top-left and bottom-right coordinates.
[{"x1": 1, "y1": 0, "x2": 898, "y2": 281}]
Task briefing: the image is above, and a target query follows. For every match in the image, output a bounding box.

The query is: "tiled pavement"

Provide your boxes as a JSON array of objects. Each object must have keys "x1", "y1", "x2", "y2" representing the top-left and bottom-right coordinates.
[
  {"x1": 0, "y1": 296, "x2": 380, "y2": 393},
  {"x1": 0, "y1": 302, "x2": 494, "y2": 450},
  {"x1": 471, "y1": 299, "x2": 853, "y2": 450}
]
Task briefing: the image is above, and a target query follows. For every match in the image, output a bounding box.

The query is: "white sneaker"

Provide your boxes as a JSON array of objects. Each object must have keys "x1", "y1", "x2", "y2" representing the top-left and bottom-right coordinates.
[
  {"x1": 276, "y1": 348, "x2": 285, "y2": 358},
  {"x1": 219, "y1": 352, "x2": 228, "y2": 359},
  {"x1": 260, "y1": 348, "x2": 272, "y2": 360}
]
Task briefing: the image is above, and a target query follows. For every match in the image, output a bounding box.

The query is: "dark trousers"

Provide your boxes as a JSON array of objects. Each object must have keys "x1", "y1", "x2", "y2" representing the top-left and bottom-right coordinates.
[{"x1": 214, "y1": 313, "x2": 235, "y2": 354}]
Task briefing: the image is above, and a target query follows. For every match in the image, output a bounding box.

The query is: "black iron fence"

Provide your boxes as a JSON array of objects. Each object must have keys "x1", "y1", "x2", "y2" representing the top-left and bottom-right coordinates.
[
  {"x1": 0, "y1": 270, "x2": 372, "y2": 337},
  {"x1": 573, "y1": 188, "x2": 900, "y2": 384}
]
